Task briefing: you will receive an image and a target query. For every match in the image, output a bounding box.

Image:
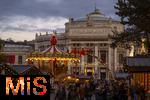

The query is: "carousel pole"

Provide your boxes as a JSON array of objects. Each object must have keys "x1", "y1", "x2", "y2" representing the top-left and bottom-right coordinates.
[
  {"x1": 42, "y1": 60, "x2": 45, "y2": 70},
  {"x1": 49, "y1": 60, "x2": 52, "y2": 76},
  {"x1": 53, "y1": 58, "x2": 57, "y2": 76},
  {"x1": 51, "y1": 33, "x2": 57, "y2": 78},
  {"x1": 52, "y1": 60, "x2": 54, "y2": 76},
  {"x1": 38, "y1": 60, "x2": 40, "y2": 69}
]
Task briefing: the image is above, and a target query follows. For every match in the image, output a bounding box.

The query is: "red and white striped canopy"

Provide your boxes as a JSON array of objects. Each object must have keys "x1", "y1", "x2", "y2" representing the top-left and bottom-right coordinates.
[{"x1": 42, "y1": 45, "x2": 62, "y2": 53}]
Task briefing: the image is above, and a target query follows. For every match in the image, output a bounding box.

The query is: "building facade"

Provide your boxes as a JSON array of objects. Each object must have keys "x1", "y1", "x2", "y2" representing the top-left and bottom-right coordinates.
[
  {"x1": 1, "y1": 41, "x2": 34, "y2": 65},
  {"x1": 35, "y1": 9, "x2": 126, "y2": 79}
]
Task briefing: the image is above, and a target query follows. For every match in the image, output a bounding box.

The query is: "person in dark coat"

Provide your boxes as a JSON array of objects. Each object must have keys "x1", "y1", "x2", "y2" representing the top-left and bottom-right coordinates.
[
  {"x1": 55, "y1": 86, "x2": 66, "y2": 100},
  {"x1": 68, "y1": 88, "x2": 78, "y2": 100},
  {"x1": 84, "y1": 84, "x2": 92, "y2": 100}
]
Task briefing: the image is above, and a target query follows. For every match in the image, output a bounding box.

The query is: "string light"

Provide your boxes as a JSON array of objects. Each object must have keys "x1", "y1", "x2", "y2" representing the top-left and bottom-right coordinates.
[{"x1": 26, "y1": 56, "x2": 80, "y2": 62}]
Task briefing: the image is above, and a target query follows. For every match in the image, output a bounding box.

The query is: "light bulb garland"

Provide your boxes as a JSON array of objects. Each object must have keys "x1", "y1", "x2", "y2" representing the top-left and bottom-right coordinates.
[{"x1": 26, "y1": 52, "x2": 80, "y2": 62}]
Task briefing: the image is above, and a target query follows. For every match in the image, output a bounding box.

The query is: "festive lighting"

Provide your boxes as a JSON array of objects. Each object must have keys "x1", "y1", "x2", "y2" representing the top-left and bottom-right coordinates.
[
  {"x1": 140, "y1": 38, "x2": 146, "y2": 54},
  {"x1": 26, "y1": 56, "x2": 80, "y2": 62},
  {"x1": 129, "y1": 44, "x2": 134, "y2": 57},
  {"x1": 67, "y1": 76, "x2": 71, "y2": 79},
  {"x1": 76, "y1": 78, "x2": 79, "y2": 82}
]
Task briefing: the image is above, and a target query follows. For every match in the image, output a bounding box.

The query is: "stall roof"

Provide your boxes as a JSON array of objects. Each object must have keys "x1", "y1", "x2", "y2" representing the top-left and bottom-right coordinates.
[
  {"x1": 11, "y1": 65, "x2": 31, "y2": 74},
  {"x1": 124, "y1": 57, "x2": 150, "y2": 67},
  {"x1": 115, "y1": 72, "x2": 129, "y2": 79},
  {"x1": 0, "y1": 64, "x2": 51, "y2": 75}
]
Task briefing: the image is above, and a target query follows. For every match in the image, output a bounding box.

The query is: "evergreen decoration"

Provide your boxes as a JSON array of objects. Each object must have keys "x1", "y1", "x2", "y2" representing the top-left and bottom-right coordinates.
[{"x1": 112, "y1": 0, "x2": 150, "y2": 54}]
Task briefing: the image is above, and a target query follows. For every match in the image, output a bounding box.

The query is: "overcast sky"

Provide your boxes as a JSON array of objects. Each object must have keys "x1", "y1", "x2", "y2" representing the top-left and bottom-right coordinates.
[{"x1": 0, "y1": 0, "x2": 119, "y2": 41}]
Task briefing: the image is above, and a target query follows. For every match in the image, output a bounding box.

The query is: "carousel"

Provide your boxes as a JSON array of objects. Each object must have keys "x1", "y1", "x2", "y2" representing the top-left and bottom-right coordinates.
[{"x1": 26, "y1": 33, "x2": 80, "y2": 80}]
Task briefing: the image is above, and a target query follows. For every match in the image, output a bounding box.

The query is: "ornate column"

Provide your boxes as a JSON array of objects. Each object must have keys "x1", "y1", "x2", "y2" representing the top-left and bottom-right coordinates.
[
  {"x1": 68, "y1": 45, "x2": 71, "y2": 53},
  {"x1": 98, "y1": 50, "x2": 101, "y2": 79},
  {"x1": 81, "y1": 45, "x2": 85, "y2": 75},
  {"x1": 114, "y1": 48, "x2": 117, "y2": 72},
  {"x1": 95, "y1": 45, "x2": 98, "y2": 75},
  {"x1": 15, "y1": 55, "x2": 18, "y2": 64},
  {"x1": 81, "y1": 55, "x2": 84, "y2": 74},
  {"x1": 67, "y1": 45, "x2": 71, "y2": 75},
  {"x1": 108, "y1": 45, "x2": 112, "y2": 80}
]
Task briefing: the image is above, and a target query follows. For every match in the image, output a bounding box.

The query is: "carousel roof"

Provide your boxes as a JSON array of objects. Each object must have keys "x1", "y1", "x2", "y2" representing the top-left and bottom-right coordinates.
[
  {"x1": 42, "y1": 45, "x2": 62, "y2": 53},
  {"x1": 27, "y1": 33, "x2": 80, "y2": 61},
  {"x1": 42, "y1": 33, "x2": 62, "y2": 53}
]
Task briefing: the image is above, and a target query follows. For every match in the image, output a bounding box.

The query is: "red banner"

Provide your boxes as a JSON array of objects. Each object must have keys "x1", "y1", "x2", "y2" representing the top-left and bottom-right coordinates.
[{"x1": 7, "y1": 55, "x2": 15, "y2": 64}]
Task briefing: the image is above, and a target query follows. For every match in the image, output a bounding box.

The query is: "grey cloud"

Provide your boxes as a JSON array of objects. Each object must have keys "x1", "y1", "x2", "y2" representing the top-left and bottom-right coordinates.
[
  {"x1": 19, "y1": 24, "x2": 37, "y2": 29},
  {"x1": 0, "y1": 0, "x2": 118, "y2": 18},
  {"x1": 0, "y1": 25, "x2": 50, "y2": 33},
  {"x1": 0, "y1": 15, "x2": 66, "y2": 33},
  {"x1": 0, "y1": 25, "x2": 35, "y2": 33},
  {"x1": 0, "y1": 0, "x2": 120, "y2": 41}
]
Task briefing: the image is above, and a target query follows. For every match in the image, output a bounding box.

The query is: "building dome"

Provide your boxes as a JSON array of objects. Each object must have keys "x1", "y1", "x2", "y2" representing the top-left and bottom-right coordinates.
[
  {"x1": 74, "y1": 8, "x2": 114, "y2": 22},
  {"x1": 89, "y1": 8, "x2": 102, "y2": 15}
]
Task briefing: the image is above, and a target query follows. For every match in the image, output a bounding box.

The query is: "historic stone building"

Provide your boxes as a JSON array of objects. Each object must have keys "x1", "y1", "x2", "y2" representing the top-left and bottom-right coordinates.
[
  {"x1": 1, "y1": 41, "x2": 34, "y2": 65},
  {"x1": 35, "y1": 8, "x2": 126, "y2": 80}
]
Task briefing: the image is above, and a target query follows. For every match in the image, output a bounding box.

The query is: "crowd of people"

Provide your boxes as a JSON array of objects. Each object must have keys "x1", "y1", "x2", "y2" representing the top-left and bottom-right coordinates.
[{"x1": 50, "y1": 79, "x2": 131, "y2": 100}]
